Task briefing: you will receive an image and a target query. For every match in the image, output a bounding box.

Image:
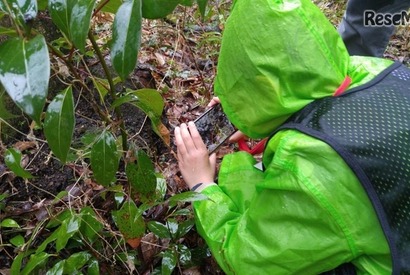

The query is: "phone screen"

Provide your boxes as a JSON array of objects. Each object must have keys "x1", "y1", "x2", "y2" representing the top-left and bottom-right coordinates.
[{"x1": 194, "y1": 104, "x2": 236, "y2": 154}]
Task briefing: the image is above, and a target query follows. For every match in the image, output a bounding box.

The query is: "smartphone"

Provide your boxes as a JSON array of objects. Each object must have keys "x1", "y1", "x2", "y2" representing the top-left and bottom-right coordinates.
[{"x1": 194, "y1": 104, "x2": 236, "y2": 154}]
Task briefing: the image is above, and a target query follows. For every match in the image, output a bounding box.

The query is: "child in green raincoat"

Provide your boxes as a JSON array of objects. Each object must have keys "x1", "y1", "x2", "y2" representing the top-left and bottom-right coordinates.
[{"x1": 174, "y1": 0, "x2": 410, "y2": 274}]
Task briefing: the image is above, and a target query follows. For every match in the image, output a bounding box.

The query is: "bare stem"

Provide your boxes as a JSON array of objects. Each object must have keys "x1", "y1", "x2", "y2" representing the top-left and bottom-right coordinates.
[{"x1": 88, "y1": 30, "x2": 128, "y2": 151}]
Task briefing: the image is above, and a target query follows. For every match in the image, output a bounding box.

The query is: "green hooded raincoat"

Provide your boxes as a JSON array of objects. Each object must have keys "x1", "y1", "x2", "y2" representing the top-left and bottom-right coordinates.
[{"x1": 192, "y1": 0, "x2": 396, "y2": 274}]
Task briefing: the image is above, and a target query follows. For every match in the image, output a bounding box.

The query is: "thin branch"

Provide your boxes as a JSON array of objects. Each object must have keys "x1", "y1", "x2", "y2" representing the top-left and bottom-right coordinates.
[{"x1": 87, "y1": 30, "x2": 128, "y2": 151}]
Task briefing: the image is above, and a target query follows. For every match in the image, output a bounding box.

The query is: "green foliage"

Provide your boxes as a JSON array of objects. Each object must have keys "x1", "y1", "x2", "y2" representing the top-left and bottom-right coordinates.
[
  {"x1": 111, "y1": 0, "x2": 142, "y2": 80},
  {"x1": 4, "y1": 148, "x2": 33, "y2": 178},
  {"x1": 126, "y1": 149, "x2": 157, "y2": 200},
  {"x1": 90, "y1": 130, "x2": 120, "y2": 187},
  {"x1": 0, "y1": 35, "x2": 49, "y2": 124},
  {"x1": 0, "y1": 0, "x2": 211, "y2": 273},
  {"x1": 43, "y1": 86, "x2": 75, "y2": 164}
]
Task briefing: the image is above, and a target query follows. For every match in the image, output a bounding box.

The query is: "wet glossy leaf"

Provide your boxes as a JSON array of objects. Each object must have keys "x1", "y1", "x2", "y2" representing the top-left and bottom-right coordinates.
[
  {"x1": 176, "y1": 219, "x2": 194, "y2": 239},
  {"x1": 49, "y1": 0, "x2": 96, "y2": 52},
  {"x1": 0, "y1": 0, "x2": 38, "y2": 22},
  {"x1": 87, "y1": 259, "x2": 99, "y2": 275},
  {"x1": 168, "y1": 191, "x2": 208, "y2": 207},
  {"x1": 0, "y1": 35, "x2": 49, "y2": 124},
  {"x1": 64, "y1": 252, "x2": 92, "y2": 273},
  {"x1": 161, "y1": 249, "x2": 177, "y2": 275},
  {"x1": 21, "y1": 252, "x2": 50, "y2": 275},
  {"x1": 56, "y1": 215, "x2": 81, "y2": 251},
  {"x1": 111, "y1": 0, "x2": 142, "y2": 80},
  {"x1": 166, "y1": 219, "x2": 179, "y2": 239},
  {"x1": 4, "y1": 148, "x2": 33, "y2": 179},
  {"x1": 70, "y1": 0, "x2": 96, "y2": 52},
  {"x1": 147, "y1": 221, "x2": 170, "y2": 239},
  {"x1": 10, "y1": 253, "x2": 24, "y2": 274},
  {"x1": 142, "y1": 0, "x2": 180, "y2": 19},
  {"x1": 123, "y1": 88, "x2": 168, "y2": 143},
  {"x1": 90, "y1": 131, "x2": 119, "y2": 187},
  {"x1": 46, "y1": 260, "x2": 65, "y2": 275},
  {"x1": 177, "y1": 244, "x2": 192, "y2": 265},
  {"x1": 46, "y1": 209, "x2": 71, "y2": 228},
  {"x1": 10, "y1": 235, "x2": 25, "y2": 247},
  {"x1": 48, "y1": 0, "x2": 72, "y2": 38},
  {"x1": 1, "y1": 218, "x2": 20, "y2": 228},
  {"x1": 44, "y1": 86, "x2": 75, "y2": 164},
  {"x1": 112, "y1": 200, "x2": 146, "y2": 240},
  {"x1": 126, "y1": 150, "x2": 156, "y2": 200}
]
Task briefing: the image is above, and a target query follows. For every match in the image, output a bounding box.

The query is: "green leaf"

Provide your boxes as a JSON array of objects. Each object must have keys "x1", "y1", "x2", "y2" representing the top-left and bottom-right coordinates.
[
  {"x1": 196, "y1": 0, "x2": 207, "y2": 17},
  {"x1": 178, "y1": 244, "x2": 192, "y2": 265},
  {"x1": 10, "y1": 252, "x2": 24, "y2": 274},
  {"x1": 112, "y1": 200, "x2": 146, "y2": 240},
  {"x1": 166, "y1": 219, "x2": 178, "y2": 239},
  {"x1": 69, "y1": 0, "x2": 96, "y2": 52},
  {"x1": 168, "y1": 191, "x2": 208, "y2": 207},
  {"x1": 111, "y1": 0, "x2": 142, "y2": 80},
  {"x1": 0, "y1": 26, "x2": 17, "y2": 37},
  {"x1": 21, "y1": 252, "x2": 50, "y2": 275},
  {"x1": 79, "y1": 207, "x2": 103, "y2": 243},
  {"x1": 161, "y1": 249, "x2": 177, "y2": 275},
  {"x1": 44, "y1": 86, "x2": 75, "y2": 164},
  {"x1": 1, "y1": 218, "x2": 20, "y2": 228},
  {"x1": 147, "y1": 221, "x2": 170, "y2": 239},
  {"x1": 92, "y1": 77, "x2": 110, "y2": 102},
  {"x1": 4, "y1": 148, "x2": 33, "y2": 179},
  {"x1": 36, "y1": 229, "x2": 59, "y2": 253},
  {"x1": 98, "y1": 0, "x2": 122, "y2": 13},
  {"x1": 90, "y1": 131, "x2": 119, "y2": 187},
  {"x1": 175, "y1": 219, "x2": 194, "y2": 239},
  {"x1": 0, "y1": 91, "x2": 18, "y2": 119},
  {"x1": 122, "y1": 88, "x2": 167, "y2": 142},
  {"x1": 0, "y1": 0, "x2": 38, "y2": 22},
  {"x1": 64, "y1": 252, "x2": 92, "y2": 274},
  {"x1": 56, "y1": 215, "x2": 81, "y2": 251},
  {"x1": 142, "y1": 0, "x2": 180, "y2": 19},
  {"x1": 126, "y1": 150, "x2": 156, "y2": 200},
  {"x1": 180, "y1": 0, "x2": 193, "y2": 6},
  {"x1": 38, "y1": 0, "x2": 48, "y2": 10},
  {"x1": 10, "y1": 234, "x2": 25, "y2": 247},
  {"x1": 46, "y1": 260, "x2": 65, "y2": 275},
  {"x1": 48, "y1": 0, "x2": 96, "y2": 52},
  {"x1": 87, "y1": 259, "x2": 99, "y2": 275},
  {"x1": 48, "y1": 0, "x2": 72, "y2": 38},
  {"x1": 46, "y1": 209, "x2": 71, "y2": 228},
  {"x1": 0, "y1": 35, "x2": 49, "y2": 124}
]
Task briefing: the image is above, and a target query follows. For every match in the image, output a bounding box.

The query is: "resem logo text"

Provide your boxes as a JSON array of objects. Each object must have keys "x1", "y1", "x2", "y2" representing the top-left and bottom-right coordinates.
[{"x1": 364, "y1": 10, "x2": 410, "y2": 26}]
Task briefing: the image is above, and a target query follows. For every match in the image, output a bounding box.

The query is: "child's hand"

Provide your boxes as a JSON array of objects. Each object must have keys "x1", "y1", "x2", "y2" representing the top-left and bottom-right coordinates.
[
  {"x1": 175, "y1": 122, "x2": 216, "y2": 190},
  {"x1": 207, "y1": 97, "x2": 221, "y2": 108},
  {"x1": 207, "y1": 97, "x2": 246, "y2": 143}
]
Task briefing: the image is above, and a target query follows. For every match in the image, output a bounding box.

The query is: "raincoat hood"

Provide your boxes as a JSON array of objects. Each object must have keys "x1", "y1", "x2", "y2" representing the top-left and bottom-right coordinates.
[{"x1": 214, "y1": 0, "x2": 393, "y2": 138}]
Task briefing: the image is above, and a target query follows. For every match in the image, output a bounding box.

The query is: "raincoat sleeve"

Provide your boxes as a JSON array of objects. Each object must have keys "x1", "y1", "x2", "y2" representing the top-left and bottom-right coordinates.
[{"x1": 192, "y1": 130, "x2": 390, "y2": 274}]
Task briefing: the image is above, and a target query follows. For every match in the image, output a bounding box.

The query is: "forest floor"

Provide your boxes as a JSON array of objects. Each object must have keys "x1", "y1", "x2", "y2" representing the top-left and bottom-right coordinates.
[{"x1": 0, "y1": 0, "x2": 409, "y2": 274}]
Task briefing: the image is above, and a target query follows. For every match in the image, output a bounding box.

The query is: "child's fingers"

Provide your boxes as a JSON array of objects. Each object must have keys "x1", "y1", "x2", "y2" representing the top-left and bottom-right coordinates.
[
  {"x1": 174, "y1": 126, "x2": 187, "y2": 155},
  {"x1": 180, "y1": 123, "x2": 196, "y2": 152},
  {"x1": 188, "y1": 121, "x2": 206, "y2": 150},
  {"x1": 207, "y1": 97, "x2": 220, "y2": 108}
]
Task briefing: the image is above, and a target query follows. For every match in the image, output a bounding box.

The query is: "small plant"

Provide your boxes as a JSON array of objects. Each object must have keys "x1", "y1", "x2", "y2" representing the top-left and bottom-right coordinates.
[{"x1": 0, "y1": 0, "x2": 211, "y2": 273}]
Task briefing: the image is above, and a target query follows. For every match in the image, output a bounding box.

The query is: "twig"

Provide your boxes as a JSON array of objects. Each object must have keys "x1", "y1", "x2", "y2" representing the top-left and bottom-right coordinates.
[{"x1": 88, "y1": 30, "x2": 129, "y2": 151}]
